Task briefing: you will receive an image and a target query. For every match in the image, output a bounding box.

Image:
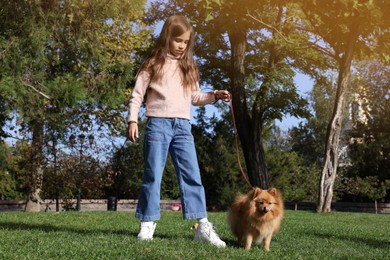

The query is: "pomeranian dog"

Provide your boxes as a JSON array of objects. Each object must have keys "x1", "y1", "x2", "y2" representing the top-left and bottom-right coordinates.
[{"x1": 228, "y1": 187, "x2": 284, "y2": 251}]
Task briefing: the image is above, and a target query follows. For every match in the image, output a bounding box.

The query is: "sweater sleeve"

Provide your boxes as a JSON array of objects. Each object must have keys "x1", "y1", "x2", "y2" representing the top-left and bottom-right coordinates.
[
  {"x1": 127, "y1": 71, "x2": 150, "y2": 123},
  {"x1": 191, "y1": 82, "x2": 217, "y2": 106}
]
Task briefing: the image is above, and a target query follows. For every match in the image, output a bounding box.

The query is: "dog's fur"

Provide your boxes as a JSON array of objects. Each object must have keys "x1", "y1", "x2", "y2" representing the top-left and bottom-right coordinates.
[{"x1": 228, "y1": 187, "x2": 284, "y2": 251}]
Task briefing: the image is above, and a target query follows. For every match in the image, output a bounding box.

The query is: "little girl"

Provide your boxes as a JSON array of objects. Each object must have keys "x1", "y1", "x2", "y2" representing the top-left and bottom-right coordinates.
[{"x1": 127, "y1": 15, "x2": 230, "y2": 248}]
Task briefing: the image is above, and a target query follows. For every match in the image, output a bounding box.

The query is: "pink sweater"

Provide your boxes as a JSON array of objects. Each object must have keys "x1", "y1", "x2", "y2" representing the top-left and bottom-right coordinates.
[{"x1": 127, "y1": 54, "x2": 216, "y2": 123}]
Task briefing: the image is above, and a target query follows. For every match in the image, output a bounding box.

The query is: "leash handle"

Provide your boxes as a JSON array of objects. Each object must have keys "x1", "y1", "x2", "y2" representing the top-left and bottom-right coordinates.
[{"x1": 228, "y1": 96, "x2": 253, "y2": 189}]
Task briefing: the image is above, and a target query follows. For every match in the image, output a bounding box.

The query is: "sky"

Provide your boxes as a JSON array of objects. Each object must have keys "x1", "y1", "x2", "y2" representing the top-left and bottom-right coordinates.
[{"x1": 275, "y1": 73, "x2": 314, "y2": 130}]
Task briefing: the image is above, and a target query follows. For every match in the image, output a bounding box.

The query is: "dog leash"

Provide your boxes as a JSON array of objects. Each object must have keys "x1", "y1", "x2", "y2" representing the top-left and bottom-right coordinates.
[{"x1": 227, "y1": 95, "x2": 254, "y2": 189}]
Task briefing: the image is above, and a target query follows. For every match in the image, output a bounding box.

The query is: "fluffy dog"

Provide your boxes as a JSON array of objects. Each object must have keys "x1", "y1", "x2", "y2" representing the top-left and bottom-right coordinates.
[{"x1": 228, "y1": 187, "x2": 284, "y2": 251}]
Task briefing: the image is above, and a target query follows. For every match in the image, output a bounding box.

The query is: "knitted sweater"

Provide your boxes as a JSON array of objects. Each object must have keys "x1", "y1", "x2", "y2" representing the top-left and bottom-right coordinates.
[{"x1": 127, "y1": 54, "x2": 216, "y2": 123}]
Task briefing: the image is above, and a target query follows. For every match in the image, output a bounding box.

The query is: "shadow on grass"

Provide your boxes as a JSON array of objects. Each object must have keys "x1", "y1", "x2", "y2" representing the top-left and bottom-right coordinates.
[
  {"x1": 0, "y1": 221, "x2": 205, "y2": 241},
  {"x1": 0, "y1": 221, "x2": 136, "y2": 237},
  {"x1": 0, "y1": 219, "x2": 247, "y2": 247},
  {"x1": 301, "y1": 230, "x2": 390, "y2": 250},
  {"x1": 224, "y1": 238, "x2": 242, "y2": 249}
]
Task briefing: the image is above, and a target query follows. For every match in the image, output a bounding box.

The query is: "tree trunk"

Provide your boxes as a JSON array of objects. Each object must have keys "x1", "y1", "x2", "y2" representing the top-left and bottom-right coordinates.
[
  {"x1": 317, "y1": 26, "x2": 359, "y2": 212},
  {"x1": 228, "y1": 28, "x2": 270, "y2": 189},
  {"x1": 248, "y1": 122, "x2": 269, "y2": 189},
  {"x1": 25, "y1": 119, "x2": 44, "y2": 212},
  {"x1": 375, "y1": 199, "x2": 377, "y2": 214}
]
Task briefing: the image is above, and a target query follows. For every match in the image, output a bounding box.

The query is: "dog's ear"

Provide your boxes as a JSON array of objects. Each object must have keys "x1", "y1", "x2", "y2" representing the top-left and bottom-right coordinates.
[
  {"x1": 251, "y1": 187, "x2": 263, "y2": 199},
  {"x1": 268, "y1": 187, "x2": 278, "y2": 196}
]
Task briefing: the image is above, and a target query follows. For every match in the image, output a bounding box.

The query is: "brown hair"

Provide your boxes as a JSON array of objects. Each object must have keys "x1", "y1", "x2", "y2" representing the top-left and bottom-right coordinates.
[{"x1": 139, "y1": 15, "x2": 199, "y2": 92}]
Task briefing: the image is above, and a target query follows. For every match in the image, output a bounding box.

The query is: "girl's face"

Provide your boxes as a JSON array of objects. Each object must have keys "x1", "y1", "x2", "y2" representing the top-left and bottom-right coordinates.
[{"x1": 169, "y1": 30, "x2": 191, "y2": 57}]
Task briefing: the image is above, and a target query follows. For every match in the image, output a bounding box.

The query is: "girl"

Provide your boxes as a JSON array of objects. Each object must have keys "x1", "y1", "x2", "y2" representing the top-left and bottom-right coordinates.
[{"x1": 127, "y1": 15, "x2": 230, "y2": 248}]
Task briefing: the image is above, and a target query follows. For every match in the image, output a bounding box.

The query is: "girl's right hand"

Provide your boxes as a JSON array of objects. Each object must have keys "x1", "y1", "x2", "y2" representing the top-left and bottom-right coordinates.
[{"x1": 127, "y1": 122, "x2": 139, "y2": 142}]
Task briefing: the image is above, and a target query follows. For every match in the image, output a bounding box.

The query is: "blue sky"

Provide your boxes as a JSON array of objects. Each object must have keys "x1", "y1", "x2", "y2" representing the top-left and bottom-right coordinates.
[{"x1": 276, "y1": 73, "x2": 313, "y2": 130}]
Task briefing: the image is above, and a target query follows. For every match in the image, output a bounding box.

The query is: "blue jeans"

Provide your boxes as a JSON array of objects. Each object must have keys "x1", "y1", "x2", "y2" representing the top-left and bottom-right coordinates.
[{"x1": 135, "y1": 117, "x2": 208, "y2": 221}]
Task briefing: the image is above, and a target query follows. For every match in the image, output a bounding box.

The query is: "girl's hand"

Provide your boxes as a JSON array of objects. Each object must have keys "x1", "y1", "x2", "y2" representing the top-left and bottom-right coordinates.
[
  {"x1": 127, "y1": 122, "x2": 139, "y2": 142},
  {"x1": 214, "y1": 90, "x2": 231, "y2": 102}
]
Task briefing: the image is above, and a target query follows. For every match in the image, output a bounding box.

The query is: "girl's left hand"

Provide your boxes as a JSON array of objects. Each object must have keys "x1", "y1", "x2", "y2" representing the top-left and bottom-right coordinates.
[{"x1": 215, "y1": 90, "x2": 231, "y2": 102}]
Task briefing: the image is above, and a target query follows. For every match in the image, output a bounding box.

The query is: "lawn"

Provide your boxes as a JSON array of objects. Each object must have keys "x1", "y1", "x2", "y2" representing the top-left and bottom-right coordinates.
[{"x1": 0, "y1": 210, "x2": 389, "y2": 259}]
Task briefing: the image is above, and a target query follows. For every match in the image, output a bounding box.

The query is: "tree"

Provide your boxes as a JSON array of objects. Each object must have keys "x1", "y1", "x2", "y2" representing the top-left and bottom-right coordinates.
[
  {"x1": 109, "y1": 139, "x2": 144, "y2": 200},
  {"x1": 264, "y1": 124, "x2": 319, "y2": 209},
  {"x1": 192, "y1": 107, "x2": 249, "y2": 210},
  {"x1": 0, "y1": 142, "x2": 17, "y2": 200},
  {"x1": 297, "y1": 0, "x2": 390, "y2": 212},
  {"x1": 109, "y1": 118, "x2": 182, "y2": 201},
  {"x1": 3, "y1": 141, "x2": 31, "y2": 200},
  {"x1": 343, "y1": 60, "x2": 390, "y2": 204},
  {"x1": 290, "y1": 79, "x2": 336, "y2": 165},
  {"x1": 267, "y1": 147, "x2": 319, "y2": 209},
  {"x1": 0, "y1": 0, "x2": 151, "y2": 211},
  {"x1": 345, "y1": 176, "x2": 390, "y2": 213},
  {"x1": 0, "y1": 99, "x2": 9, "y2": 140}
]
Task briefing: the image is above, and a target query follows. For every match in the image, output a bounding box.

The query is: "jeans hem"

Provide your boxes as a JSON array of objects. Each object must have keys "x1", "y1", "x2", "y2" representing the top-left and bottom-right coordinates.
[
  {"x1": 135, "y1": 212, "x2": 160, "y2": 221},
  {"x1": 184, "y1": 212, "x2": 208, "y2": 220}
]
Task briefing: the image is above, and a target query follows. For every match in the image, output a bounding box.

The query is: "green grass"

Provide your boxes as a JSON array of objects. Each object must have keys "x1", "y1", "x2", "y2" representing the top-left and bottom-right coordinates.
[{"x1": 0, "y1": 210, "x2": 389, "y2": 259}]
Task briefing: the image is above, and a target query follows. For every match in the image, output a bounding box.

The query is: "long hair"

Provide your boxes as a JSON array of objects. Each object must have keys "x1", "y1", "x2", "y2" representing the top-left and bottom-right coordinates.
[{"x1": 139, "y1": 15, "x2": 199, "y2": 91}]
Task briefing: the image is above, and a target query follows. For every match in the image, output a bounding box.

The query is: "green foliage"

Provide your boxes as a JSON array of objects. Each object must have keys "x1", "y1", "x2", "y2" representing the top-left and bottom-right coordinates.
[
  {"x1": 2, "y1": 141, "x2": 31, "y2": 199},
  {"x1": 298, "y1": 0, "x2": 388, "y2": 61},
  {"x1": 192, "y1": 109, "x2": 249, "y2": 210},
  {"x1": 0, "y1": 170, "x2": 18, "y2": 200},
  {"x1": 0, "y1": 142, "x2": 16, "y2": 199},
  {"x1": 193, "y1": 0, "x2": 314, "y2": 122},
  {"x1": 296, "y1": 2, "x2": 387, "y2": 210},
  {"x1": 107, "y1": 119, "x2": 180, "y2": 200},
  {"x1": 289, "y1": 79, "x2": 337, "y2": 164},
  {"x1": 267, "y1": 148, "x2": 319, "y2": 203},
  {"x1": 160, "y1": 155, "x2": 181, "y2": 200},
  {"x1": 109, "y1": 140, "x2": 144, "y2": 199},
  {"x1": 0, "y1": 0, "x2": 150, "y2": 116},
  {"x1": 0, "y1": 142, "x2": 8, "y2": 170},
  {"x1": 341, "y1": 60, "x2": 390, "y2": 201},
  {"x1": 0, "y1": 142, "x2": 18, "y2": 199},
  {"x1": 41, "y1": 154, "x2": 107, "y2": 200},
  {"x1": 0, "y1": 0, "x2": 152, "y2": 202},
  {"x1": 344, "y1": 176, "x2": 389, "y2": 201},
  {"x1": 0, "y1": 0, "x2": 152, "y2": 111}
]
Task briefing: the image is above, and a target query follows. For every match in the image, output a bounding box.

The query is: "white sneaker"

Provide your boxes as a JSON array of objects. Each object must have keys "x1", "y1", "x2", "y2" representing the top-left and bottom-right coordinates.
[
  {"x1": 194, "y1": 222, "x2": 226, "y2": 248},
  {"x1": 137, "y1": 222, "x2": 156, "y2": 240}
]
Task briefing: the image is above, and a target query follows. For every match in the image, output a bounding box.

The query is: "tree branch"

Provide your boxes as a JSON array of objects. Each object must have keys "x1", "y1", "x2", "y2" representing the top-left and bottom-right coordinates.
[
  {"x1": 0, "y1": 38, "x2": 15, "y2": 59},
  {"x1": 246, "y1": 12, "x2": 297, "y2": 45},
  {"x1": 247, "y1": 11, "x2": 338, "y2": 60},
  {"x1": 21, "y1": 81, "x2": 52, "y2": 100},
  {"x1": 2, "y1": 132, "x2": 32, "y2": 142}
]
